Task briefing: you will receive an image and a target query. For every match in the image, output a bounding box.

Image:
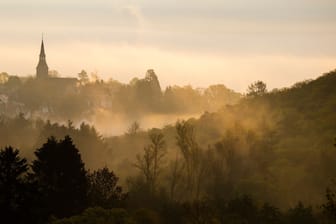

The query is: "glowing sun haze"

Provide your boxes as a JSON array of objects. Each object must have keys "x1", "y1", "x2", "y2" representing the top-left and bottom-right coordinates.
[{"x1": 1, "y1": 0, "x2": 335, "y2": 92}]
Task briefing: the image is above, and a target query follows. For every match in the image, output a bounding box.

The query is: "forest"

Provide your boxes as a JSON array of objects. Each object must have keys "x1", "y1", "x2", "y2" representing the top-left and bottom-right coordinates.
[
  {"x1": 1, "y1": 69, "x2": 336, "y2": 224},
  {"x1": 0, "y1": 69, "x2": 240, "y2": 135}
]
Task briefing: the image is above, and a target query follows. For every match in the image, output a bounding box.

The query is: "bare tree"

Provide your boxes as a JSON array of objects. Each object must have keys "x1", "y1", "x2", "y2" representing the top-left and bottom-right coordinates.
[
  {"x1": 126, "y1": 121, "x2": 140, "y2": 136},
  {"x1": 167, "y1": 155, "x2": 183, "y2": 201},
  {"x1": 135, "y1": 131, "x2": 166, "y2": 194},
  {"x1": 176, "y1": 120, "x2": 205, "y2": 200}
]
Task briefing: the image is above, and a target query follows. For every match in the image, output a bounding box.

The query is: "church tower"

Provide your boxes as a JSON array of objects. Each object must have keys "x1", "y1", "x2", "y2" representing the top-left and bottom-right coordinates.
[{"x1": 36, "y1": 38, "x2": 49, "y2": 79}]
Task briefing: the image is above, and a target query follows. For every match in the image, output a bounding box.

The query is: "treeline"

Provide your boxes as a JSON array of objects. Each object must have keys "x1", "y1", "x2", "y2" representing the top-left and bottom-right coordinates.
[
  {"x1": 0, "y1": 114, "x2": 111, "y2": 169},
  {"x1": 0, "y1": 136, "x2": 125, "y2": 224},
  {"x1": 106, "y1": 69, "x2": 336, "y2": 207},
  {"x1": 0, "y1": 70, "x2": 241, "y2": 120},
  {"x1": 1, "y1": 69, "x2": 336, "y2": 223},
  {"x1": 1, "y1": 70, "x2": 336, "y2": 209},
  {"x1": 1, "y1": 135, "x2": 336, "y2": 224}
]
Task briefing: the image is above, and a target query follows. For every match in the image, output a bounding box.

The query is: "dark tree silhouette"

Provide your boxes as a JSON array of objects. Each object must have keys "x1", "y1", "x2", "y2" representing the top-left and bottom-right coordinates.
[
  {"x1": 32, "y1": 136, "x2": 88, "y2": 218},
  {"x1": 0, "y1": 146, "x2": 28, "y2": 223},
  {"x1": 226, "y1": 195, "x2": 258, "y2": 224},
  {"x1": 50, "y1": 207, "x2": 134, "y2": 224},
  {"x1": 259, "y1": 203, "x2": 282, "y2": 224},
  {"x1": 183, "y1": 200, "x2": 215, "y2": 224},
  {"x1": 286, "y1": 202, "x2": 317, "y2": 224},
  {"x1": 321, "y1": 141, "x2": 336, "y2": 222},
  {"x1": 87, "y1": 167, "x2": 127, "y2": 208},
  {"x1": 246, "y1": 80, "x2": 267, "y2": 97},
  {"x1": 322, "y1": 185, "x2": 336, "y2": 222}
]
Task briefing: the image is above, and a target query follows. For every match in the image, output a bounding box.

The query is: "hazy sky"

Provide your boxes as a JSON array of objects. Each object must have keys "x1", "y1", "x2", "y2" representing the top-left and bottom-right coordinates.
[{"x1": 0, "y1": 0, "x2": 335, "y2": 92}]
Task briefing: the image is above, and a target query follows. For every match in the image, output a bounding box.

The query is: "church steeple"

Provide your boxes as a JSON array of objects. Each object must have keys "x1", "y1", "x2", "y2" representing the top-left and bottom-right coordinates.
[
  {"x1": 36, "y1": 37, "x2": 49, "y2": 79},
  {"x1": 40, "y1": 39, "x2": 46, "y2": 57}
]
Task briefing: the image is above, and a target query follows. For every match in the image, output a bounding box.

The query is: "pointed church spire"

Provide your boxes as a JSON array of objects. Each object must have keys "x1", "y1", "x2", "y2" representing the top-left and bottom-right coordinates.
[
  {"x1": 36, "y1": 36, "x2": 49, "y2": 79},
  {"x1": 40, "y1": 35, "x2": 45, "y2": 57}
]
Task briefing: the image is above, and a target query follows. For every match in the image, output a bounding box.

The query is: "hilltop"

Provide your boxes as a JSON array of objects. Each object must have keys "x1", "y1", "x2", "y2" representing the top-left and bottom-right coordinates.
[
  {"x1": 106, "y1": 69, "x2": 336, "y2": 207},
  {"x1": 0, "y1": 69, "x2": 335, "y2": 207}
]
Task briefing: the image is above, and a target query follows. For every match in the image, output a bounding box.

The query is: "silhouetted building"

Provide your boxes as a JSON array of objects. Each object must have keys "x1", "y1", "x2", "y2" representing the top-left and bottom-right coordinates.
[
  {"x1": 34, "y1": 38, "x2": 78, "y2": 94},
  {"x1": 36, "y1": 39, "x2": 49, "y2": 79},
  {"x1": 36, "y1": 38, "x2": 78, "y2": 83}
]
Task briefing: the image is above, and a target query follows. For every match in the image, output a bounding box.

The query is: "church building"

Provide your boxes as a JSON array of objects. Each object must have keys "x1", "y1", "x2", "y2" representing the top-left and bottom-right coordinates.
[
  {"x1": 36, "y1": 39, "x2": 49, "y2": 79},
  {"x1": 35, "y1": 38, "x2": 78, "y2": 95},
  {"x1": 35, "y1": 38, "x2": 78, "y2": 87}
]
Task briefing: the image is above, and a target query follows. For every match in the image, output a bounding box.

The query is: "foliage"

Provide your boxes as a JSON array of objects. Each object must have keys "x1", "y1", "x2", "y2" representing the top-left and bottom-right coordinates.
[
  {"x1": 1, "y1": 69, "x2": 336, "y2": 223},
  {"x1": 259, "y1": 203, "x2": 282, "y2": 224},
  {"x1": 0, "y1": 136, "x2": 335, "y2": 224},
  {"x1": 286, "y1": 202, "x2": 317, "y2": 224},
  {"x1": 176, "y1": 120, "x2": 206, "y2": 200},
  {"x1": 88, "y1": 167, "x2": 127, "y2": 208},
  {"x1": 51, "y1": 207, "x2": 135, "y2": 224},
  {"x1": 0, "y1": 71, "x2": 241, "y2": 120},
  {"x1": 246, "y1": 80, "x2": 267, "y2": 97},
  {"x1": 322, "y1": 180, "x2": 336, "y2": 222},
  {"x1": 78, "y1": 69, "x2": 89, "y2": 85},
  {"x1": 133, "y1": 208, "x2": 162, "y2": 224},
  {"x1": 0, "y1": 146, "x2": 28, "y2": 223},
  {"x1": 31, "y1": 136, "x2": 88, "y2": 218}
]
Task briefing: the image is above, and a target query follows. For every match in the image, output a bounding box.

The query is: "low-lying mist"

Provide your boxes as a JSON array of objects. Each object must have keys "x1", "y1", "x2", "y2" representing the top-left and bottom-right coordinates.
[
  {"x1": 1, "y1": 69, "x2": 336, "y2": 213},
  {"x1": 0, "y1": 69, "x2": 241, "y2": 136},
  {"x1": 81, "y1": 107, "x2": 201, "y2": 136}
]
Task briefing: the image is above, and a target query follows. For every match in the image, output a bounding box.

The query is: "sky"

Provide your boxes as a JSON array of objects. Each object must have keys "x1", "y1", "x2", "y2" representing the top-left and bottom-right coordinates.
[{"x1": 0, "y1": 0, "x2": 335, "y2": 92}]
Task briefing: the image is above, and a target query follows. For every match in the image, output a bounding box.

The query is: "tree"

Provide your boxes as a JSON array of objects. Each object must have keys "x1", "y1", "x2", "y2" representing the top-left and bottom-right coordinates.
[
  {"x1": 246, "y1": 81, "x2": 267, "y2": 97},
  {"x1": 225, "y1": 195, "x2": 258, "y2": 224},
  {"x1": 286, "y1": 202, "x2": 317, "y2": 224},
  {"x1": 130, "y1": 70, "x2": 162, "y2": 111},
  {"x1": 87, "y1": 167, "x2": 127, "y2": 208},
  {"x1": 135, "y1": 131, "x2": 166, "y2": 194},
  {"x1": 133, "y1": 208, "x2": 162, "y2": 224},
  {"x1": 248, "y1": 127, "x2": 276, "y2": 185},
  {"x1": 321, "y1": 141, "x2": 336, "y2": 222},
  {"x1": 205, "y1": 134, "x2": 239, "y2": 201},
  {"x1": 126, "y1": 121, "x2": 140, "y2": 136},
  {"x1": 145, "y1": 69, "x2": 162, "y2": 96},
  {"x1": 78, "y1": 70, "x2": 89, "y2": 85},
  {"x1": 0, "y1": 146, "x2": 29, "y2": 224},
  {"x1": 183, "y1": 200, "x2": 217, "y2": 224},
  {"x1": 322, "y1": 180, "x2": 336, "y2": 222},
  {"x1": 50, "y1": 207, "x2": 134, "y2": 224},
  {"x1": 203, "y1": 84, "x2": 241, "y2": 111},
  {"x1": 32, "y1": 136, "x2": 88, "y2": 218},
  {"x1": 259, "y1": 203, "x2": 282, "y2": 224},
  {"x1": 176, "y1": 121, "x2": 205, "y2": 200},
  {"x1": 167, "y1": 156, "x2": 183, "y2": 201}
]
